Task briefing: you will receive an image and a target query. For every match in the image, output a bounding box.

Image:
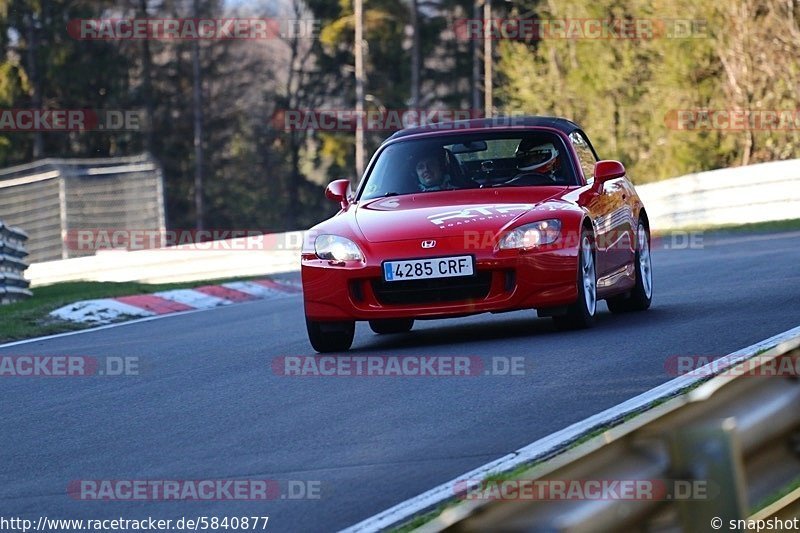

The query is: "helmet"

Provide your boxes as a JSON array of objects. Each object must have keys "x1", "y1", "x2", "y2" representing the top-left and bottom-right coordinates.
[{"x1": 515, "y1": 140, "x2": 559, "y2": 173}]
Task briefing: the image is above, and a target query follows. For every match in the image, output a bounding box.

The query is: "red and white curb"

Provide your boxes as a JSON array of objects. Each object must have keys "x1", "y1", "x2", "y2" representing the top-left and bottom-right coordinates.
[{"x1": 50, "y1": 279, "x2": 301, "y2": 325}]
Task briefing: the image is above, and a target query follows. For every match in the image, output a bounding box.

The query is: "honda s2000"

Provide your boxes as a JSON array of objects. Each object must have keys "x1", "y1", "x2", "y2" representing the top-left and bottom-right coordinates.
[{"x1": 301, "y1": 117, "x2": 653, "y2": 352}]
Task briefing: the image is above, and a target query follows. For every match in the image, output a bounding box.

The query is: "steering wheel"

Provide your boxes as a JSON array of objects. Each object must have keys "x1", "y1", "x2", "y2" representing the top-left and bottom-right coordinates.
[
  {"x1": 503, "y1": 171, "x2": 560, "y2": 186},
  {"x1": 444, "y1": 150, "x2": 480, "y2": 189}
]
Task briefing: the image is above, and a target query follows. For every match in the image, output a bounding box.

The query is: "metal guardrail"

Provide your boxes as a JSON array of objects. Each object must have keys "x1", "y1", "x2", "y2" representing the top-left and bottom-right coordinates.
[
  {"x1": 14, "y1": 159, "x2": 799, "y2": 287},
  {"x1": 635, "y1": 158, "x2": 800, "y2": 230},
  {"x1": 24, "y1": 231, "x2": 305, "y2": 287},
  {"x1": 411, "y1": 333, "x2": 800, "y2": 532},
  {"x1": 0, "y1": 220, "x2": 32, "y2": 304}
]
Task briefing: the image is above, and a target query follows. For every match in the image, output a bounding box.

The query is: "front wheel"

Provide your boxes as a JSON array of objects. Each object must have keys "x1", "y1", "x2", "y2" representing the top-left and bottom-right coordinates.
[
  {"x1": 606, "y1": 220, "x2": 653, "y2": 313},
  {"x1": 306, "y1": 317, "x2": 355, "y2": 353},
  {"x1": 553, "y1": 229, "x2": 597, "y2": 330},
  {"x1": 369, "y1": 319, "x2": 414, "y2": 334}
]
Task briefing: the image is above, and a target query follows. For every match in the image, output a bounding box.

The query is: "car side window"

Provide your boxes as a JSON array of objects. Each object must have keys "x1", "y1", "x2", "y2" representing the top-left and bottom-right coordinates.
[{"x1": 569, "y1": 132, "x2": 597, "y2": 184}]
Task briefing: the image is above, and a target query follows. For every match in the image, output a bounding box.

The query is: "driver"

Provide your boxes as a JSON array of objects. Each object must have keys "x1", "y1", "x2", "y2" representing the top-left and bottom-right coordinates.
[
  {"x1": 515, "y1": 140, "x2": 561, "y2": 181},
  {"x1": 415, "y1": 147, "x2": 454, "y2": 192}
]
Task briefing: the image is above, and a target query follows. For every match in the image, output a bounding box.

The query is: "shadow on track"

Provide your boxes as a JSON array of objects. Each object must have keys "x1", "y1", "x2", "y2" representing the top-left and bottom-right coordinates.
[{"x1": 346, "y1": 306, "x2": 676, "y2": 353}]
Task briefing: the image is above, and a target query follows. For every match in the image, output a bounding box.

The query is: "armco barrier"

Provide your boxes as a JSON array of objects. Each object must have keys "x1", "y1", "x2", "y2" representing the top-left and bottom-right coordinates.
[
  {"x1": 635, "y1": 158, "x2": 800, "y2": 230},
  {"x1": 23, "y1": 159, "x2": 800, "y2": 287},
  {"x1": 0, "y1": 220, "x2": 32, "y2": 303},
  {"x1": 25, "y1": 231, "x2": 305, "y2": 287},
  {"x1": 377, "y1": 332, "x2": 800, "y2": 532}
]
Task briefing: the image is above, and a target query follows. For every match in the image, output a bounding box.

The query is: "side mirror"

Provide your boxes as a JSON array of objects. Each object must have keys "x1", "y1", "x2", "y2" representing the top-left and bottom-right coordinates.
[
  {"x1": 325, "y1": 179, "x2": 352, "y2": 208},
  {"x1": 593, "y1": 160, "x2": 626, "y2": 183}
]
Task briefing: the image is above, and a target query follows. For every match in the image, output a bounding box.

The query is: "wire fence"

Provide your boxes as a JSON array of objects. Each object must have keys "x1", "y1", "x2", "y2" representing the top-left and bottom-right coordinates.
[{"x1": 0, "y1": 154, "x2": 165, "y2": 264}]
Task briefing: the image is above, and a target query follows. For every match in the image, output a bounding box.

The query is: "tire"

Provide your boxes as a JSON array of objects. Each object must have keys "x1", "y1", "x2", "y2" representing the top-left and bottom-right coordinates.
[
  {"x1": 606, "y1": 220, "x2": 653, "y2": 313},
  {"x1": 306, "y1": 317, "x2": 355, "y2": 353},
  {"x1": 369, "y1": 318, "x2": 414, "y2": 334},
  {"x1": 553, "y1": 228, "x2": 597, "y2": 330}
]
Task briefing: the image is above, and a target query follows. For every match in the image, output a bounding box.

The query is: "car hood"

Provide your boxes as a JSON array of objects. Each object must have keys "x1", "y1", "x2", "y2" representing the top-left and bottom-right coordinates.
[{"x1": 354, "y1": 187, "x2": 568, "y2": 243}]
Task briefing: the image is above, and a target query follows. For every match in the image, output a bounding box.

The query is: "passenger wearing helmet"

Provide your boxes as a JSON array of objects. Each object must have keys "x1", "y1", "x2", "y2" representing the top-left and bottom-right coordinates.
[
  {"x1": 415, "y1": 147, "x2": 454, "y2": 192},
  {"x1": 514, "y1": 140, "x2": 562, "y2": 183}
]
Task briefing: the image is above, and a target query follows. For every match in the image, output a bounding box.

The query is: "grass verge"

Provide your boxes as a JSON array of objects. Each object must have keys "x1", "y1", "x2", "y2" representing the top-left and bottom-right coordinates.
[
  {"x1": 0, "y1": 275, "x2": 272, "y2": 343},
  {"x1": 752, "y1": 476, "x2": 800, "y2": 515},
  {"x1": 388, "y1": 379, "x2": 723, "y2": 532},
  {"x1": 661, "y1": 218, "x2": 800, "y2": 235}
]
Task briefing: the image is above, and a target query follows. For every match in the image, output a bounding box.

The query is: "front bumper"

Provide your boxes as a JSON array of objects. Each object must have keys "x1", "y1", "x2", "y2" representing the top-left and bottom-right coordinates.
[{"x1": 302, "y1": 236, "x2": 580, "y2": 321}]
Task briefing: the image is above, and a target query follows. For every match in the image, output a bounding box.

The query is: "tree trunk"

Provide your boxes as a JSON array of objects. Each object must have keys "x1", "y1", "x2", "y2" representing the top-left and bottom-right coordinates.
[
  {"x1": 139, "y1": 0, "x2": 155, "y2": 154},
  {"x1": 471, "y1": 0, "x2": 481, "y2": 111},
  {"x1": 25, "y1": 11, "x2": 43, "y2": 158},
  {"x1": 192, "y1": 0, "x2": 204, "y2": 231},
  {"x1": 410, "y1": 0, "x2": 420, "y2": 108}
]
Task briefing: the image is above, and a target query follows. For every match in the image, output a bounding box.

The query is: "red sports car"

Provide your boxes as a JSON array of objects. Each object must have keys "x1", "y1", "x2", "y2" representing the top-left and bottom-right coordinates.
[{"x1": 301, "y1": 117, "x2": 653, "y2": 352}]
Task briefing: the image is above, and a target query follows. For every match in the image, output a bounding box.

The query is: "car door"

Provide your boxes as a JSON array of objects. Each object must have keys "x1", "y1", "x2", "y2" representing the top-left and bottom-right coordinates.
[{"x1": 569, "y1": 131, "x2": 634, "y2": 279}]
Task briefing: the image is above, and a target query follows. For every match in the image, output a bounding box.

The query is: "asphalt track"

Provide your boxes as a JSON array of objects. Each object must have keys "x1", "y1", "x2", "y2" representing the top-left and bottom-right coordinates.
[{"x1": 1, "y1": 230, "x2": 799, "y2": 532}]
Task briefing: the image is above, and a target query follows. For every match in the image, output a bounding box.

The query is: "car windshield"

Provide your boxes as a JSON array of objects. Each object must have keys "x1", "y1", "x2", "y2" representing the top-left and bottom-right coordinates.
[{"x1": 358, "y1": 131, "x2": 575, "y2": 201}]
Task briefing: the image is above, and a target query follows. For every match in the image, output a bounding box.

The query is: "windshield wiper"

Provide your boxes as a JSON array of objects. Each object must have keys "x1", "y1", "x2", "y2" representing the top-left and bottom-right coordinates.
[{"x1": 382, "y1": 192, "x2": 399, "y2": 197}]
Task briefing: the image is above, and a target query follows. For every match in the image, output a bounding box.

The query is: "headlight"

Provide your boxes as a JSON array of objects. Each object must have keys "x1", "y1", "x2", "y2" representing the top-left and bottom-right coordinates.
[
  {"x1": 498, "y1": 219, "x2": 561, "y2": 250},
  {"x1": 314, "y1": 235, "x2": 364, "y2": 262}
]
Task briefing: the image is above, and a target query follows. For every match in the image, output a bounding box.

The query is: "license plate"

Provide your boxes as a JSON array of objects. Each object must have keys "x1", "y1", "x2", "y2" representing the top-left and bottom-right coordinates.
[{"x1": 383, "y1": 256, "x2": 474, "y2": 282}]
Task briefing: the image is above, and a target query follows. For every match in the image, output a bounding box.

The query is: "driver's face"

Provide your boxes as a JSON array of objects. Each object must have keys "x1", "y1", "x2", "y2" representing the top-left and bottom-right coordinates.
[{"x1": 416, "y1": 156, "x2": 442, "y2": 187}]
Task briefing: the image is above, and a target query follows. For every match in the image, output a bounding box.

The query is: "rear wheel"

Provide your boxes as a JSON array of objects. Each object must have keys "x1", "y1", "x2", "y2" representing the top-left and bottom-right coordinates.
[
  {"x1": 606, "y1": 220, "x2": 653, "y2": 313},
  {"x1": 553, "y1": 229, "x2": 597, "y2": 330},
  {"x1": 306, "y1": 317, "x2": 355, "y2": 353},
  {"x1": 369, "y1": 319, "x2": 414, "y2": 334}
]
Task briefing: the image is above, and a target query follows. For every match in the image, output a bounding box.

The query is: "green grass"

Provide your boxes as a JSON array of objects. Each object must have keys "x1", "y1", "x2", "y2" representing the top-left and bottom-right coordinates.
[
  {"x1": 662, "y1": 218, "x2": 800, "y2": 235},
  {"x1": 752, "y1": 476, "x2": 800, "y2": 515},
  {"x1": 388, "y1": 386, "x2": 711, "y2": 532},
  {"x1": 392, "y1": 505, "x2": 452, "y2": 533},
  {"x1": 0, "y1": 275, "x2": 270, "y2": 343}
]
